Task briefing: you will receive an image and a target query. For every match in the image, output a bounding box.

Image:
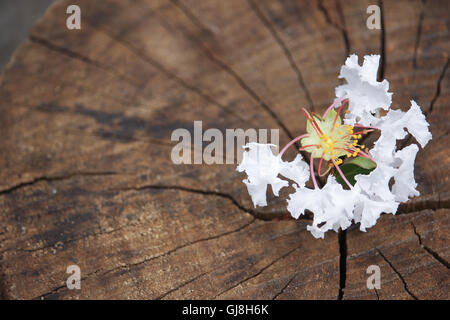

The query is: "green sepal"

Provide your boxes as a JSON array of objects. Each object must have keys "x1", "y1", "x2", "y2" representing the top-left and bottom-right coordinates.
[{"x1": 334, "y1": 157, "x2": 376, "y2": 187}]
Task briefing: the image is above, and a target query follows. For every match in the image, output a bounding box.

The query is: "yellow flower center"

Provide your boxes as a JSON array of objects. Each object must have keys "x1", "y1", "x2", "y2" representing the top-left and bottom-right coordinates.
[{"x1": 300, "y1": 109, "x2": 363, "y2": 163}]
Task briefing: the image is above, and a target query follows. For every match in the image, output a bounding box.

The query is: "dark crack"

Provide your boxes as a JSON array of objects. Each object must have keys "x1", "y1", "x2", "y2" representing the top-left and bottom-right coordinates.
[
  {"x1": 214, "y1": 244, "x2": 302, "y2": 298},
  {"x1": 427, "y1": 57, "x2": 449, "y2": 116},
  {"x1": 156, "y1": 271, "x2": 209, "y2": 300},
  {"x1": 164, "y1": 1, "x2": 298, "y2": 145},
  {"x1": 337, "y1": 229, "x2": 347, "y2": 299},
  {"x1": 397, "y1": 193, "x2": 449, "y2": 214},
  {"x1": 81, "y1": 19, "x2": 250, "y2": 124},
  {"x1": 169, "y1": 0, "x2": 213, "y2": 37},
  {"x1": 29, "y1": 35, "x2": 140, "y2": 87},
  {"x1": 99, "y1": 217, "x2": 256, "y2": 278},
  {"x1": 399, "y1": 57, "x2": 449, "y2": 149},
  {"x1": 412, "y1": 0, "x2": 426, "y2": 69},
  {"x1": 411, "y1": 222, "x2": 449, "y2": 269},
  {"x1": 35, "y1": 284, "x2": 67, "y2": 300},
  {"x1": 34, "y1": 218, "x2": 256, "y2": 299},
  {"x1": 374, "y1": 288, "x2": 380, "y2": 300},
  {"x1": 248, "y1": 0, "x2": 315, "y2": 112},
  {"x1": 1, "y1": 224, "x2": 128, "y2": 255},
  {"x1": 376, "y1": 249, "x2": 418, "y2": 300},
  {"x1": 318, "y1": 0, "x2": 350, "y2": 57},
  {"x1": 111, "y1": 184, "x2": 297, "y2": 221},
  {"x1": 272, "y1": 273, "x2": 297, "y2": 300},
  {"x1": 377, "y1": 0, "x2": 386, "y2": 81},
  {"x1": 0, "y1": 171, "x2": 121, "y2": 195}
]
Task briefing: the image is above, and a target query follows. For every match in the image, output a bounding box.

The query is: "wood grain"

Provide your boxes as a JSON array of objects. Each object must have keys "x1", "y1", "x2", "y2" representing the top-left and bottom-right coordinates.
[{"x1": 0, "y1": 0, "x2": 448, "y2": 299}]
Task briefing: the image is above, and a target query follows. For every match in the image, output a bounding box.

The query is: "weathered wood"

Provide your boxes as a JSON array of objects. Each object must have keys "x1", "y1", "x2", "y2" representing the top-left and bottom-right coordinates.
[{"x1": 0, "y1": 0, "x2": 448, "y2": 299}]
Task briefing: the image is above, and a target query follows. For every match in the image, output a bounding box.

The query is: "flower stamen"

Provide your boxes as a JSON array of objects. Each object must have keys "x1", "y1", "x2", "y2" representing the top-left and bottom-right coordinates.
[
  {"x1": 332, "y1": 158, "x2": 353, "y2": 189},
  {"x1": 310, "y1": 156, "x2": 319, "y2": 189}
]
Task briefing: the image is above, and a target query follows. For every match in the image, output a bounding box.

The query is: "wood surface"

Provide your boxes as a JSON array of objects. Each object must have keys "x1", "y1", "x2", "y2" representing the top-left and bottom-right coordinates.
[{"x1": 0, "y1": 0, "x2": 448, "y2": 299}]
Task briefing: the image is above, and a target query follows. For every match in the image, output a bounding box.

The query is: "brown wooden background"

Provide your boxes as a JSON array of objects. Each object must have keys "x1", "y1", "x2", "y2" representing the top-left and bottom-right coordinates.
[{"x1": 0, "y1": 0, "x2": 448, "y2": 299}]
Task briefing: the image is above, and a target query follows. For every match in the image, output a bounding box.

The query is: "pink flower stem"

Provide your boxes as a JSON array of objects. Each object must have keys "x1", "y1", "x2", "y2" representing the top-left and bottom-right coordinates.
[
  {"x1": 344, "y1": 145, "x2": 376, "y2": 162},
  {"x1": 299, "y1": 144, "x2": 320, "y2": 151},
  {"x1": 310, "y1": 156, "x2": 319, "y2": 189},
  {"x1": 332, "y1": 158, "x2": 353, "y2": 189},
  {"x1": 317, "y1": 153, "x2": 328, "y2": 177},
  {"x1": 356, "y1": 149, "x2": 375, "y2": 162},
  {"x1": 279, "y1": 134, "x2": 309, "y2": 157},
  {"x1": 323, "y1": 96, "x2": 348, "y2": 118},
  {"x1": 331, "y1": 100, "x2": 346, "y2": 132}
]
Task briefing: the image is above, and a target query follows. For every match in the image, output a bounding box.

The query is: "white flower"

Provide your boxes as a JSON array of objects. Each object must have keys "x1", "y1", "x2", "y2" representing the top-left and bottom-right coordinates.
[
  {"x1": 237, "y1": 143, "x2": 309, "y2": 207},
  {"x1": 392, "y1": 144, "x2": 420, "y2": 202},
  {"x1": 335, "y1": 54, "x2": 392, "y2": 126},
  {"x1": 236, "y1": 54, "x2": 432, "y2": 238},
  {"x1": 372, "y1": 100, "x2": 432, "y2": 164},
  {"x1": 287, "y1": 176, "x2": 355, "y2": 238},
  {"x1": 353, "y1": 190, "x2": 399, "y2": 232}
]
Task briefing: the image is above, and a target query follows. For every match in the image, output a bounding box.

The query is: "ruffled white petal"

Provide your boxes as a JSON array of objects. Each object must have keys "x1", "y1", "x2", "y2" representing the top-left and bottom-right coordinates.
[
  {"x1": 392, "y1": 144, "x2": 420, "y2": 202},
  {"x1": 288, "y1": 176, "x2": 355, "y2": 238},
  {"x1": 278, "y1": 154, "x2": 310, "y2": 187},
  {"x1": 335, "y1": 54, "x2": 392, "y2": 126},
  {"x1": 237, "y1": 143, "x2": 309, "y2": 207},
  {"x1": 371, "y1": 100, "x2": 432, "y2": 164},
  {"x1": 400, "y1": 100, "x2": 432, "y2": 148},
  {"x1": 353, "y1": 191, "x2": 399, "y2": 232}
]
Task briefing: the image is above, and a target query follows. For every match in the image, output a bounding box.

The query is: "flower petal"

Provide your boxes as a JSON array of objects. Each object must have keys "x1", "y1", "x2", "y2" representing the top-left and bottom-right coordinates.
[
  {"x1": 237, "y1": 143, "x2": 309, "y2": 207},
  {"x1": 336, "y1": 54, "x2": 392, "y2": 126},
  {"x1": 392, "y1": 144, "x2": 420, "y2": 202},
  {"x1": 287, "y1": 176, "x2": 355, "y2": 238}
]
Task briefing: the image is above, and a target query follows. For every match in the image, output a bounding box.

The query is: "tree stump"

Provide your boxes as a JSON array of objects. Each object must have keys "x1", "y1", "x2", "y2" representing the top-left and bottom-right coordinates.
[{"x1": 0, "y1": 0, "x2": 448, "y2": 299}]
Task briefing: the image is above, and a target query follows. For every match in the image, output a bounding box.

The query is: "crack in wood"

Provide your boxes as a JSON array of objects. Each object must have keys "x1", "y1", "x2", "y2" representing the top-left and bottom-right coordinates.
[
  {"x1": 163, "y1": 0, "x2": 319, "y2": 176},
  {"x1": 29, "y1": 35, "x2": 141, "y2": 88},
  {"x1": 1, "y1": 224, "x2": 128, "y2": 255},
  {"x1": 33, "y1": 218, "x2": 256, "y2": 299},
  {"x1": 112, "y1": 184, "x2": 296, "y2": 221},
  {"x1": 376, "y1": 248, "x2": 419, "y2": 300},
  {"x1": 0, "y1": 171, "x2": 122, "y2": 195},
  {"x1": 34, "y1": 284, "x2": 67, "y2": 300},
  {"x1": 247, "y1": 0, "x2": 315, "y2": 112},
  {"x1": 410, "y1": 222, "x2": 449, "y2": 269},
  {"x1": 337, "y1": 229, "x2": 347, "y2": 299},
  {"x1": 412, "y1": 0, "x2": 426, "y2": 69},
  {"x1": 155, "y1": 271, "x2": 210, "y2": 300},
  {"x1": 83, "y1": 19, "x2": 251, "y2": 125},
  {"x1": 399, "y1": 57, "x2": 449, "y2": 149},
  {"x1": 374, "y1": 288, "x2": 380, "y2": 300},
  {"x1": 168, "y1": 0, "x2": 213, "y2": 37},
  {"x1": 99, "y1": 217, "x2": 257, "y2": 279},
  {"x1": 398, "y1": 193, "x2": 449, "y2": 214},
  {"x1": 164, "y1": 0, "x2": 298, "y2": 144},
  {"x1": 377, "y1": 0, "x2": 386, "y2": 81},
  {"x1": 214, "y1": 244, "x2": 302, "y2": 299},
  {"x1": 427, "y1": 57, "x2": 449, "y2": 116},
  {"x1": 271, "y1": 272, "x2": 297, "y2": 300},
  {"x1": 317, "y1": 0, "x2": 350, "y2": 57}
]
